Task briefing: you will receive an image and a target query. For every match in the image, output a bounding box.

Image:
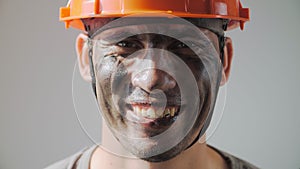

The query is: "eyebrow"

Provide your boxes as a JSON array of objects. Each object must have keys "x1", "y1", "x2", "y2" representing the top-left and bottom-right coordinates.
[{"x1": 96, "y1": 30, "x2": 136, "y2": 42}]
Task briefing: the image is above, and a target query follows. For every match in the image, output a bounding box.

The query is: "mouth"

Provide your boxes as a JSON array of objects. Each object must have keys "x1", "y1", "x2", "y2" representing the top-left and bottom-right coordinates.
[{"x1": 125, "y1": 103, "x2": 181, "y2": 125}]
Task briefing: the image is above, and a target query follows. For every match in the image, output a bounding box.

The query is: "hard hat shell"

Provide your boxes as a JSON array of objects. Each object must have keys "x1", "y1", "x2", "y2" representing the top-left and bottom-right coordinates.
[{"x1": 60, "y1": 0, "x2": 249, "y2": 31}]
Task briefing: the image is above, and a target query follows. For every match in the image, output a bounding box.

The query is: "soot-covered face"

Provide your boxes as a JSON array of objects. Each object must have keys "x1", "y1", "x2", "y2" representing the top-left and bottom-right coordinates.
[{"x1": 91, "y1": 22, "x2": 223, "y2": 162}]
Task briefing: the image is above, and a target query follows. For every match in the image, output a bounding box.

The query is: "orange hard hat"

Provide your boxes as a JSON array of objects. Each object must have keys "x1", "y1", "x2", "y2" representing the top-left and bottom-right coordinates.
[{"x1": 60, "y1": 0, "x2": 249, "y2": 31}]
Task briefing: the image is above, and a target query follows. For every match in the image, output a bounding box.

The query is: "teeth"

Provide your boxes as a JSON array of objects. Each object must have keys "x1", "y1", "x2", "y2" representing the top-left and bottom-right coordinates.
[
  {"x1": 170, "y1": 108, "x2": 175, "y2": 117},
  {"x1": 137, "y1": 106, "x2": 141, "y2": 114},
  {"x1": 133, "y1": 106, "x2": 178, "y2": 119},
  {"x1": 155, "y1": 109, "x2": 164, "y2": 117},
  {"x1": 147, "y1": 108, "x2": 155, "y2": 118},
  {"x1": 141, "y1": 109, "x2": 147, "y2": 117},
  {"x1": 164, "y1": 109, "x2": 170, "y2": 117}
]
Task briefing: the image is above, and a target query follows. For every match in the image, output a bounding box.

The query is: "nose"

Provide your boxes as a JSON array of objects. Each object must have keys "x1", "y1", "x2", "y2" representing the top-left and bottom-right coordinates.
[{"x1": 132, "y1": 69, "x2": 176, "y2": 93}]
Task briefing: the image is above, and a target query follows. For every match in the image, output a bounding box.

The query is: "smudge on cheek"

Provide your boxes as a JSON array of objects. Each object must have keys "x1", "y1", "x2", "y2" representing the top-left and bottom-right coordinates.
[
  {"x1": 95, "y1": 56, "x2": 120, "y2": 124},
  {"x1": 96, "y1": 56, "x2": 116, "y2": 84}
]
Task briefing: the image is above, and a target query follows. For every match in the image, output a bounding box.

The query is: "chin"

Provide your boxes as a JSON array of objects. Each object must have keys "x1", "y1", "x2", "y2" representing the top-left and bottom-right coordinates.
[
  {"x1": 114, "y1": 120, "x2": 201, "y2": 163},
  {"x1": 140, "y1": 146, "x2": 183, "y2": 162},
  {"x1": 125, "y1": 141, "x2": 185, "y2": 162}
]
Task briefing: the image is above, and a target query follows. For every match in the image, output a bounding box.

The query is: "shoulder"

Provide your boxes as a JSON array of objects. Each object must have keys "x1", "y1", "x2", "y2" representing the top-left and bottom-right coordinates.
[
  {"x1": 43, "y1": 146, "x2": 93, "y2": 169},
  {"x1": 208, "y1": 145, "x2": 260, "y2": 169},
  {"x1": 220, "y1": 151, "x2": 260, "y2": 169}
]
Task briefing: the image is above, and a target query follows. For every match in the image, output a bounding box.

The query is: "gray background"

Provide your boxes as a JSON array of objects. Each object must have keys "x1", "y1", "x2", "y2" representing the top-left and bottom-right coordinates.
[{"x1": 0, "y1": 0, "x2": 299, "y2": 169}]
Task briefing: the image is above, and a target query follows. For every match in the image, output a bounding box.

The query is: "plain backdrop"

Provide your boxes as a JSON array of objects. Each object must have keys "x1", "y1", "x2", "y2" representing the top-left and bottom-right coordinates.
[{"x1": 0, "y1": 0, "x2": 300, "y2": 169}]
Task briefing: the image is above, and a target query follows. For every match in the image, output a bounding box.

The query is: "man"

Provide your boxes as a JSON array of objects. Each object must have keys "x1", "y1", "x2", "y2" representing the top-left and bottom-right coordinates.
[{"x1": 46, "y1": 0, "x2": 258, "y2": 168}]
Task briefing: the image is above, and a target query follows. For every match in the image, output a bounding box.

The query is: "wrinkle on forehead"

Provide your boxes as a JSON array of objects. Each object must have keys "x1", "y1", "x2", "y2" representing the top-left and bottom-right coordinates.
[
  {"x1": 94, "y1": 24, "x2": 206, "y2": 37},
  {"x1": 93, "y1": 23, "x2": 219, "y2": 51}
]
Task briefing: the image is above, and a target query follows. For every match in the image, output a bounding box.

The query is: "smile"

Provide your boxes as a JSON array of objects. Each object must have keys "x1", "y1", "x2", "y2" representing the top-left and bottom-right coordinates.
[
  {"x1": 132, "y1": 104, "x2": 179, "y2": 119},
  {"x1": 125, "y1": 103, "x2": 181, "y2": 124}
]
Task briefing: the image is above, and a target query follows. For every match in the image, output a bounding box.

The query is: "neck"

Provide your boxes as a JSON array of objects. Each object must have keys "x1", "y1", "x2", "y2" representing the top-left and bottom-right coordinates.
[{"x1": 90, "y1": 123, "x2": 227, "y2": 169}]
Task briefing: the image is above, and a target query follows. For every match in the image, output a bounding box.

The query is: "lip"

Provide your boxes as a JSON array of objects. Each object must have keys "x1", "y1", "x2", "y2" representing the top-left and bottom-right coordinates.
[
  {"x1": 124, "y1": 102, "x2": 181, "y2": 127},
  {"x1": 125, "y1": 98, "x2": 182, "y2": 107},
  {"x1": 125, "y1": 89, "x2": 182, "y2": 107}
]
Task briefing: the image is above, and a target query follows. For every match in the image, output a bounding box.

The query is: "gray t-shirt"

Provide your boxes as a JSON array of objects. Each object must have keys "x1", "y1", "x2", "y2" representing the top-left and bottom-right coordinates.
[{"x1": 44, "y1": 145, "x2": 259, "y2": 169}]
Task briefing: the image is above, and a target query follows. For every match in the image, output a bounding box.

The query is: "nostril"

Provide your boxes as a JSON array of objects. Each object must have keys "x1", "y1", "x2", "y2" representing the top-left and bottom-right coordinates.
[
  {"x1": 163, "y1": 76, "x2": 176, "y2": 89},
  {"x1": 132, "y1": 70, "x2": 154, "y2": 92},
  {"x1": 132, "y1": 69, "x2": 177, "y2": 92}
]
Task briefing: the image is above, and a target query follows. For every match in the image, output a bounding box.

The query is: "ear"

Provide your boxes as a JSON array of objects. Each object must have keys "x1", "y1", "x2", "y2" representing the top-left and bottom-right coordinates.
[
  {"x1": 220, "y1": 37, "x2": 233, "y2": 86},
  {"x1": 76, "y1": 33, "x2": 92, "y2": 82}
]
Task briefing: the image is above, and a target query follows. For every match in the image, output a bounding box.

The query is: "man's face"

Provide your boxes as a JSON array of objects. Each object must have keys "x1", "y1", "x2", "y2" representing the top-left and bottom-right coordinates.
[{"x1": 90, "y1": 19, "x2": 223, "y2": 161}]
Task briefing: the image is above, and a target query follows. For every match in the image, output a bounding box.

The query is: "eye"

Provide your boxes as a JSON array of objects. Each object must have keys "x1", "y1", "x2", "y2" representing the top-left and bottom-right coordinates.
[
  {"x1": 116, "y1": 40, "x2": 141, "y2": 49},
  {"x1": 176, "y1": 42, "x2": 187, "y2": 48},
  {"x1": 172, "y1": 41, "x2": 197, "y2": 49}
]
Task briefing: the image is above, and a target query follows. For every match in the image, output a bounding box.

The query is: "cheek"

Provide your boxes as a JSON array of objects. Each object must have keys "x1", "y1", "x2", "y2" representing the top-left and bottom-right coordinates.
[
  {"x1": 95, "y1": 57, "x2": 117, "y2": 88},
  {"x1": 185, "y1": 59, "x2": 210, "y2": 88},
  {"x1": 95, "y1": 56, "x2": 130, "y2": 111},
  {"x1": 111, "y1": 62, "x2": 129, "y2": 90},
  {"x1": 94, "y1": 57, "x2": 128, "y2": 126},
  {"x1": 94, "y1": 57, "x2": 118, "y2": 116},
  {"x1": 187, "y1": 56, "x2": 221, "y2": 85},
  {"x1": 184, "y1": 57, "x2": 222, "y2": 117}
]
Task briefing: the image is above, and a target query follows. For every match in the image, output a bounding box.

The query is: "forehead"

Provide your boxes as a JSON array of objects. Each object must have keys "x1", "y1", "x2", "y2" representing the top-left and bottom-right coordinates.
[
  {"x1": 96, "y1": 23, "x2": 210, "y2": 34},
  {"x1": 84, "y1": 17, "x2": 224, "y2": 37},
  {"x1": 92, "y1": 23, "x2": 219, "y2": 47}
]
